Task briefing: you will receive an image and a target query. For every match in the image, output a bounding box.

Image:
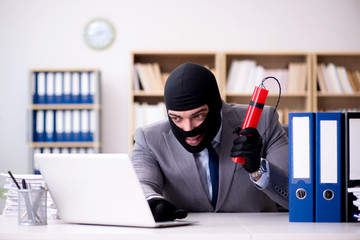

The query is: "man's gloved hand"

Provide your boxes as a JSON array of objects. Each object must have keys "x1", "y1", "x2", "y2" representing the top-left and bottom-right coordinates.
[
  {"x1": 230, "y1": 127, "x2": 263, "y2": 173},
  {"x1": 147, "y1": 197, "x2": 188, "y2": 222}
]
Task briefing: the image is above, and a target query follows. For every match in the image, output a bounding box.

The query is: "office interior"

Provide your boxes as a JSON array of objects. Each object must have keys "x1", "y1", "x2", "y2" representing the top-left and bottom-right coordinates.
[{"x1": 1, "y1": 1, "x2": 360, "y2": 181}]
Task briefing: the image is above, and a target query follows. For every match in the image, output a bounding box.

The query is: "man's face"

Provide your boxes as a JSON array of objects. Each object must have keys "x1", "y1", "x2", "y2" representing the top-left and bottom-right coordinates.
[{"x1": 168, "y1": 104, "x2": 209, "y2": 146}]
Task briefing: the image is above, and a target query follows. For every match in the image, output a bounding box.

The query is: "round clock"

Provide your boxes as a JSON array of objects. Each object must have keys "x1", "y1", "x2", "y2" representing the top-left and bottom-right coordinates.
[{"x1": 84, "y1": 18, "x2": 115, "y2": 50}]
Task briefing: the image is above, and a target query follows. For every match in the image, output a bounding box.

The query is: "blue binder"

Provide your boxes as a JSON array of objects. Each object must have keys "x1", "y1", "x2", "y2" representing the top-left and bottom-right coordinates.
[
  {"x1": 54, "y1": 110, "x2": 65, "y2": 142},
  {"x1": 72, "y1": 110, "x2": 81, "y2": 142},
  {"x1": 45, "y1": 110, "x2": 55, "y2": 142},
  {"x1": 32, "y1": 72, "x2": 39, "y2": 104},
  {"x1": 80, "y1": 72, "x2": 91, "y2": 104},
  {"x1": 80, "y1": 110, "x2": 91, "y2": 141},
  {"x1": 46, "y1": 72, "x2": 55, "y2": 104},
  {"x1": 71, "y1": 72, "x2": 80, "y2": 103},
  {"x1": 89, "y1": 110, "x2": 95, "y2": 141},
  {"x1": 37, "y1": 72, "x2": 46, "y2": 104},
  {"x1": 64, "y1": 110, "x2": 73, "y2": 141},
  {"x1": 89, "y1": 71, "x2": 96, "y2": 104},
  {"x1": 54, "y1": 72, "x2": 64, "y2": 104},
  {"x1": 63, "y1": 72, "x2": 72, "y2": 104},
  {"x1": 289, "y1": 112, "x2": 315, "y2": 222},
  {"x1": 315, "y1": 112, "x2": 343, "y2": 222},
  {"x1": 34, "y1": 110, "x2": 45, "y2": 142}
]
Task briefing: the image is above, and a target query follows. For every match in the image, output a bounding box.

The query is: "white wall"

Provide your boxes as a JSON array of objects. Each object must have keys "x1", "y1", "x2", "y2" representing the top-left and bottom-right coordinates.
[{"x1": 1, "y1": 0, "x2": 360, "y2": 174}]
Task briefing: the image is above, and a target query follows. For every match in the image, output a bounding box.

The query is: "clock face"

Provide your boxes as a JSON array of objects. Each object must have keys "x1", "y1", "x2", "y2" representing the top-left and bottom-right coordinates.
[{"x1": 84, "y1": 19, "x2": 115, "y2": 50}]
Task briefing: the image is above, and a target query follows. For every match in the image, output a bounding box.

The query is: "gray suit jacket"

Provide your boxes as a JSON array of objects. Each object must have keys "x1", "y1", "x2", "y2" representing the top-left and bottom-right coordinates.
[{"x1": 131, "y1": 101, "x2": 289, "y2": 212}]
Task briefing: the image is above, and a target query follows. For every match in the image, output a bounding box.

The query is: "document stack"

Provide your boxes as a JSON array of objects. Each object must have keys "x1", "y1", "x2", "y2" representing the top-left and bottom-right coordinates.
[
  {"x1": 348, "y1": 188, "x2": 360, "y2": 221},
  {"x1": 1, "y1": 173, "x2": 57, "y2": 219},
  {"x1": 289, "y1": 111, "x2": 360, "y2": 222}
]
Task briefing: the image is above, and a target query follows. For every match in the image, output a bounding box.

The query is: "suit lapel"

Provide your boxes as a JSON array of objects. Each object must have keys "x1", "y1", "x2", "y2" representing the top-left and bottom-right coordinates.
[
  {"x1": 216, "y1": 103, "x2": 245, "y2": 210},
  {"x1": 163, "y1": 130, "x2": 213, "y2": 210}
]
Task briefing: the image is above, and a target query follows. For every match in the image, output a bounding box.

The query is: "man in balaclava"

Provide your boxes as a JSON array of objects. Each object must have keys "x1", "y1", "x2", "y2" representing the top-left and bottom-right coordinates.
[
  {"x1": 131, "y1": 62, "x2": 289, "y2": 222},
  {"x1": 164, "y1": 62, "x2": 222, "y2": 153}
]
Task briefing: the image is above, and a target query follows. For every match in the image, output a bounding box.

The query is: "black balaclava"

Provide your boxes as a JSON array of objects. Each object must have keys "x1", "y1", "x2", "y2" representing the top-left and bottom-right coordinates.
[{"x1": 164, "y1": 62, "x2": 222, "y2": 153}]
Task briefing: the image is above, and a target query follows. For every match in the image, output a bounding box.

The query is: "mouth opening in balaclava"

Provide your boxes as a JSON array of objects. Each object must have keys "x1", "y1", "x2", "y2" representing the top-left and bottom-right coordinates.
[{"x1": 164, "y1": 62, "x2": 222, "y2": 153}]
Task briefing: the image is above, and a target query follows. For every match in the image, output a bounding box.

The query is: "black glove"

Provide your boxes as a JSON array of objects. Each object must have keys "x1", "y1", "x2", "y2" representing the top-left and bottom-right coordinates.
[
  {"x1": 230, "y1": 127, "x2": 263, "y2": 173},
  {"x1": 147, "y1": 197, "x2": 188, "y2": 222}
]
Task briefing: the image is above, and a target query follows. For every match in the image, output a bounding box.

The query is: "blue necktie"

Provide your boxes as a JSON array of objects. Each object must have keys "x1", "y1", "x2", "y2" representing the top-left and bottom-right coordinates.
[{"x1": 207, "y1": 144, "x2": 219, "y2": 208}]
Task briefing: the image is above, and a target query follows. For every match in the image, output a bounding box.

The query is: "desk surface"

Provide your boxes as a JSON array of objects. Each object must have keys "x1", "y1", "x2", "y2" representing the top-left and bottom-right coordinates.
[{"x1": 0, "y1": 213, "x2": 359, "y2": 240}]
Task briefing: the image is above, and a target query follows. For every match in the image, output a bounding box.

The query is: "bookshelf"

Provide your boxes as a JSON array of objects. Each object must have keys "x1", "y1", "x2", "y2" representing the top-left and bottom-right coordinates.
[
  {"x1": 130, "y1": 51, "x2": 220, "y2": 150},
  {"x1": 222, "y1": 52, "x2": 312, "y2": 124},
  {"x1": 312, "y1": 52, "x2": 360, "y2": 112},
  {"x1": 28, "y1": 69, "x2": 101, "y2": 173},
  {"x1": 129, "y1": 51, "x2": 360, "y2": 151}
]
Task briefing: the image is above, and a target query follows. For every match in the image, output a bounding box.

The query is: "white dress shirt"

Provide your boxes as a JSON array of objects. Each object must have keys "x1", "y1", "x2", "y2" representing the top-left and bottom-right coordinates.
[{"x1": 194, "y1": 123, "x2": 269, "y2": 201}]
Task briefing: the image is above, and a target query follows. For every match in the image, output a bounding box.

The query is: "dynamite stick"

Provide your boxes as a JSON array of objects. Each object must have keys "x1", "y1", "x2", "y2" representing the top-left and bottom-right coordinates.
[{"x1": 232, "y1": 85, "x2": 269, "y2": 164}]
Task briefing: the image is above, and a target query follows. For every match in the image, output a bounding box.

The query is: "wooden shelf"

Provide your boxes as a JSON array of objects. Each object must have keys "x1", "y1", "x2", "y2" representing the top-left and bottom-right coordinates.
[
  {"x1": 313, "y1": 52, "x2": 360, "y2": 111},
  {"x1": 29, "y1": 104, "x2": 101, "y2": 110},
  {"x1": 28, "y1": 69, "x2": 102, "y2": 173},
  {"x1": 130, "y1": 51, "x2": 360, "y2": 148},
  {"x1": 29, "y1": 142, "x2": 101, "y2": 148}
]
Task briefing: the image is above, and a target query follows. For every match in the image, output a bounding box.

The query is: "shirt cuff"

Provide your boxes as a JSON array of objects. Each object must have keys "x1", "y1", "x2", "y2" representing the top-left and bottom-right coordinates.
[
  {"x1": 249, "y1": 160, "x2": 270, "y2": 190},
  {"x1": 146, "y1": 194, "x2": 164, "y2": 200}
]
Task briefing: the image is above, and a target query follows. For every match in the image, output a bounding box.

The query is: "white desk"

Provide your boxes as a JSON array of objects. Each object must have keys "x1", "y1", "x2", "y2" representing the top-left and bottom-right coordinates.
[{"x1": 0, "y1": 213, "x2": 359, "y2": 240}]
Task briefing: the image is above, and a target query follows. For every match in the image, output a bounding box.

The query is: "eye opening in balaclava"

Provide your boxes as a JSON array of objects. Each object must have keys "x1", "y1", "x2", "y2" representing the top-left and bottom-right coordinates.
[{"x1": 164, "y1": 62, "x2": 222, "y2": 153}]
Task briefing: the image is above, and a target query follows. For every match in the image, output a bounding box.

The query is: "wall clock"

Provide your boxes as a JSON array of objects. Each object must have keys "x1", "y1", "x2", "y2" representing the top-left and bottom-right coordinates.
[{"x1": 84, "y1": 18, "x2": 115, "y2": 50}]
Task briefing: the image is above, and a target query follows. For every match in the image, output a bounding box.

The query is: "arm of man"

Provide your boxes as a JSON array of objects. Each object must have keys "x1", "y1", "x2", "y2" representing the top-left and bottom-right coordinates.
[
  {"x1": 131, "y1": 126, "x2": 187, "y2": 221},
  {"x1": 230, "y1": 105, "x2": 288, "y2": 209},
  {"x1": 258, "y1": 106, "x2": 289, "y2": 209},
  {"x1": 132, "y1": 126, "x2": 165, "y2": 198}
]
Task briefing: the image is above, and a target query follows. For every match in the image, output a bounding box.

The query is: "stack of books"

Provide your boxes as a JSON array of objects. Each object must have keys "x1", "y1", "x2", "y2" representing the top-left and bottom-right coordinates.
[
  {"x1": 133, "y1": 63, "x2": 166, "y2": 92},
  {"x1": 317, "y1": 63, "x2": 360, "y2": 94},
  {"x1": 226, "y1": 59, "x2": 307, "y2": 94},
  {"x1": 1, "y1": 173, "x2": 57, "y2": 219}
]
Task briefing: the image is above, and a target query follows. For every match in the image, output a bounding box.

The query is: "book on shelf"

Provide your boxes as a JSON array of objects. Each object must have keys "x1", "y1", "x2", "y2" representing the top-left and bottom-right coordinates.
[
  {"x1": 346, "y1": 70, "x2": 359, "y2": 92},
  {"x1": 327, "y1": 63, "x2": 344, "y2": 93},
  {"x1": 317, "y1": 64, "x2": 329, "y2": 93},
  {"x1": 350, "y1": 70, "x2": 360, "y2": 92},
  {"x1": 226, "y1": 59, "x2": 307, "y2": 94},
  {"x1": 262, "y1": 68, "x2": 288, "y2": 93},
  {"x1": 133, "y1": 102, "x2": 167, "y2": 132},
  {"x1": 337, "y1": 66, "x2": 353, "y2": 94},
  {"x1": 287, "y1": 63, "x2": 307, "y2": 93},
  {"x1": 317, "y1": 63, "x2": 360, "y2": 94},
  {"x1": 134, "y1": 63, "x2": 164, "y2": 92}
]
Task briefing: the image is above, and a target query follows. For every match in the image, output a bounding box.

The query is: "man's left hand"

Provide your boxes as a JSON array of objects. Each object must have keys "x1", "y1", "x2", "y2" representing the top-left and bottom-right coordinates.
[{"x1": 230, "y1": 127, "x2": 263, "y2": 173}]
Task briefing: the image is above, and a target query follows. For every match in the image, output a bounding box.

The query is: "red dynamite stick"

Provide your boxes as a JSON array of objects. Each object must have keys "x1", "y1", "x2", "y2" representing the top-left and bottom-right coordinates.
[{"x1": 232, "y1": 86, "x2": 269, "y2": 164}]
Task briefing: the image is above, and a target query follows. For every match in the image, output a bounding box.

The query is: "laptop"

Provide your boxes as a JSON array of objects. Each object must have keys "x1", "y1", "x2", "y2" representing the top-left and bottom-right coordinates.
[{"x1": 35, "y1": 153, "x2": 196, "y2": 228}]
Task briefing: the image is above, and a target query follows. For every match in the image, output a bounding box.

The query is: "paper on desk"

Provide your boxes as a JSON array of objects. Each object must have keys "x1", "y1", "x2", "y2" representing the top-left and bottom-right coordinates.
[
  {"x1": 348, "y1": 187, "x2": 360, "y2": 221},
  {"x1": 1, "y1": 173, "x2": 58, "y2": 219}
]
